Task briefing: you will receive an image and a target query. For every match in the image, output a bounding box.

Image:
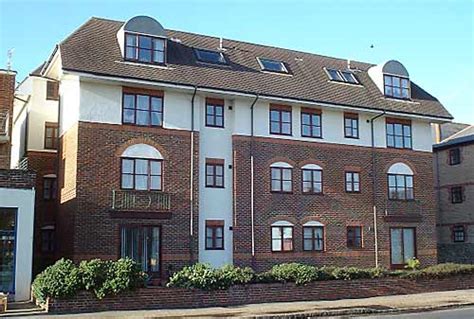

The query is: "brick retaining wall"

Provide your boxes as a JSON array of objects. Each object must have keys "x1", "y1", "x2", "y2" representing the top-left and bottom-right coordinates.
[{"x1": 46, "y1": 274, "x2": 474, "y2": 314}]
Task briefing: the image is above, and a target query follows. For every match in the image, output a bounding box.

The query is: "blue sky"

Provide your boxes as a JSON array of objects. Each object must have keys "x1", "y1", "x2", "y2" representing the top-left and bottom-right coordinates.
[{"x1": 1, "y1": 0, "x2": 472, "y2": 123}]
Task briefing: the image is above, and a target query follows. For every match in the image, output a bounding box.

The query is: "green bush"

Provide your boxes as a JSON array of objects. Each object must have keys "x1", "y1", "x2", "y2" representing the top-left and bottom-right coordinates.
[
  {"x1": 32, "y1": 258, "x2": 81, "y2": 304},
  {"x1": 331, "y1": 266, "x2": 386, "y2": 281},
  {"x1": 262, "y1": 263, "x2": 319, "y2": 285},
  {"x1": 400, "y1": 263, "x2": 474, "y2": 279},
  {"x1": 32, "y1": 258, "x2": 146, "y2": 303},
  {"x1": 79, "y1": 258, "x2": 146, "y2": 299},
  {"x1": 167, "y1": 263, "x2": 255, "y2": 290}
]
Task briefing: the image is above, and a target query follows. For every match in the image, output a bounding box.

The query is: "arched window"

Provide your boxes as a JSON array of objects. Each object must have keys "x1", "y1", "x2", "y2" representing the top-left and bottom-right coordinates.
[
  {"x1": 303, "y1": 221, "x2": 324, "y2": 251},
  {"x1": 121, "y1": 144, "x2": 163, "y2": 191},
  {"x1": 271, "y1": 221, "x2": 293, "y2": 252},
  {"x1": 387, "y1": 163, "x2": 414, "y2": 200},
  {"x1": 301, "y1": 164, "x2": 323, "y2": 194},
  {"x1": 270, "y1": 162, "x2": 292, "y2": 193}
]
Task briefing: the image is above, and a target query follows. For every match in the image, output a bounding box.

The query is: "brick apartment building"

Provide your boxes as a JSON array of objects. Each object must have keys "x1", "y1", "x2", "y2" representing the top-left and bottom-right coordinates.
[
  {"x1": 9, "y1": 15, "x2": 454, "y2": 281},
  {"x1": 434, "y1": 124, "x2": 474, "y2": 263}
]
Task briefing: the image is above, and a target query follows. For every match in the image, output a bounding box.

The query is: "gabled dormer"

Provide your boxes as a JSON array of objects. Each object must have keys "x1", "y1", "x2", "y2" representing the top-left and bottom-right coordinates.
[
  {"x1": 368, "y1": 60, "x2": 411, "y2": 100},
  {"x1": 117, "y1": 16, "x2": 167, "y2": 65}
]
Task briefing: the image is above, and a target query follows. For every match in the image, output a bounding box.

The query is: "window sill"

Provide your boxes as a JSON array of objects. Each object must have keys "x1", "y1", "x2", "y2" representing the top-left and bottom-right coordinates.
[
  {"x1": 205, "y1": 248, "x2": 225, "y2": 251},
  {"x1": 122, "y1": 123, "x2": 164, "y2": 128},
  {"x1": 271, "y1": 250, "x2": 294, "y2": 253},
  {"x1": 205, "y1": 125, "x2": 225, "y2": 129},
  {"x1": 271, "y1": 191, "x2": 293, "y2": 194},
  {"x1": 387, "y1": 198, "x2": 416, "y2": 202},
  {"x1": 270, "y1": 132, "x2": 293, "y2": 137},
  {"x1": 302, "y1": 192, "x2": 323, "y2": 195},
  {"x1": 206, "y1": 186, "x2": 225, "y2": 189},
  {"x1": 344, "y1": 136, "x2": 360, "y2": 139},
  {"x1": 301, "y1": 135, "x2": 323, "y2": 139}
]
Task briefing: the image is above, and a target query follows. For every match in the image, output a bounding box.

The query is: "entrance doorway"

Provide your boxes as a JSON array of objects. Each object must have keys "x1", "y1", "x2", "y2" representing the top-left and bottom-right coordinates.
[
  {"x1": 390, "y1": 227, "x2": 416, "y2": 268},
  {"x1": 0, "y1": 208, "x2": 17, "y2": 293}
]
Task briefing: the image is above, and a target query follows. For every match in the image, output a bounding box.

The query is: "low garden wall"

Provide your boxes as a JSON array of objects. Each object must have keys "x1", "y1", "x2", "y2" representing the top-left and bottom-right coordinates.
[{"x1": 46, "y1": 274, "x2": 474, "y2": 314}]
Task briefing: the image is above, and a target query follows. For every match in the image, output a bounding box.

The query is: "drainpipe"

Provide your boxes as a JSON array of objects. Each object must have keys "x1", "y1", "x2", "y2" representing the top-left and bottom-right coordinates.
[
  {"x1": 190, "y1": 86, "x2": 197, "y2": 263},
  {"x1": 369, "y1": 110, "x2": 385, "y2": 268},
  {"x1": 249, "y1": 94, "x2": 259, "y2": 261}
]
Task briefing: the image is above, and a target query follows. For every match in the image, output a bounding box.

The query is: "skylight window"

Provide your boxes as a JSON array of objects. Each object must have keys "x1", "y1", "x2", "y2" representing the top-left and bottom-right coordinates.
[
  {"x1": 257, "y1": 58, "x2": 288, "y2": 73},
  {"x1": 326, "y1": 68, "x2": 359, "y2": 84},
  {"x1": 195, "y1": 49, "x2": 227, "y2": 64}
]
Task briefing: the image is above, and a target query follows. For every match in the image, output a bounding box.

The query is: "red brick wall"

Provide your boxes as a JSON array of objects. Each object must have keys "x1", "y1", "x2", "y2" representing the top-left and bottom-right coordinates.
[
  {"x1": 46, "y1": 274, "x2": 474, "y2": 314},
  {"x1": 0, "y1": 70, "x2": 16, "y2": 169},
  {"x1": 26, "y1": 150, "x2": 59, "y2": 273},
  {"x1": 0, "y1": 168, "x2": 36, "y2": 188},
  {"x1": 56, "y1": 121, "x2": 199, "y2": 275},
  {"x1": 232, "y1": 136, "x2": 437, "y2": 271}
]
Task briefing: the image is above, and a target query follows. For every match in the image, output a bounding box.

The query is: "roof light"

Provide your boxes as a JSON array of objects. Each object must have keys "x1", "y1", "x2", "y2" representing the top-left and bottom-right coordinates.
[
  {"x1": 257, "y1": 58, "x2": 288, "y2": 73},
  {"x1": 326, "y1": 68, "x2": 359, "y2": 84},
  {"x1": 194, "y1": 48, "x2": 227, "y2": 64}
]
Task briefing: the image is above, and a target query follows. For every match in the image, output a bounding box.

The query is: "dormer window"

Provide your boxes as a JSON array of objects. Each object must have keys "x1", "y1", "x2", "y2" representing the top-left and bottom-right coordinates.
[
  {"x1": 125, "y1": 33, "x2": 165, "y2": 64},
  {"x1": 384, "y1": 74, "x2": 410, "y2": 99},
  {"x1": 195, "y1": 49, "x2": 227, "y2": 64},
  {"x1": 257, "y1": 58, "x2": 288, "y2": 73},
  {"x1": 326, "y1": 68, "x2": 359, "y2": 84}
]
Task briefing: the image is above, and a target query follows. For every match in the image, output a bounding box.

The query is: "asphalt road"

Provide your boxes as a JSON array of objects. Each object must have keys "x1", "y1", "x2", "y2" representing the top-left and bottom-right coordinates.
[{"x1": 352, "y1": 306, "x2": 474, "y2": 319}]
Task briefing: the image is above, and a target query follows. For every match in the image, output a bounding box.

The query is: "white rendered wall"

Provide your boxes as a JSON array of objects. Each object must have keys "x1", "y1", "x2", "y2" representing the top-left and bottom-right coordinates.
[
  {"x1": 0, "y1": 187, "x2": 35, "y2": 301},
  {"x1": 10, "y1": 98, "x2": 28, "y2": 168},
  {"x1": 197, "y1": 95, "x2": 234, "y2": 267},
  {"x1": 60, "y1": 75, "x2": 80, "y2": 135},
  {"x1": 234, "y1": 99, "x2": 431, "y2": 152},
  {"x1": 27, "y1": 77, "x2": 59, "y2": 151},
  {"x1": 79, "y1": 80, "x2": 192, "y2": 130}
]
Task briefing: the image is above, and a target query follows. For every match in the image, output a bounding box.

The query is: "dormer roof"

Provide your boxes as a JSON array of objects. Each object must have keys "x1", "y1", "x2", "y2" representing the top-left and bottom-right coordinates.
[{"x1": 55, "y1": 17, "x2": 453, "y2": 120}]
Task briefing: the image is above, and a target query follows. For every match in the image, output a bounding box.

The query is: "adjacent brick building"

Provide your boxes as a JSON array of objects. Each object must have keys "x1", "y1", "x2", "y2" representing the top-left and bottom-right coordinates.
[
  {"x1": 0, "y1": 70, "x2": 36, "y2": 301},
  {"x1": 10, "y1": 15, "x2": 455, "y2": 282},
  {"x1": 434, "y1": 124, "x2": 474, "y2": 263}
]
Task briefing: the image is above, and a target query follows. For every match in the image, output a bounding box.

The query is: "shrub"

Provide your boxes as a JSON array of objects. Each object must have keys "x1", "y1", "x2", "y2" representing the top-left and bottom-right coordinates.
[
  {"x1": 330, "y1": 266, "x2": 386, "y2": 280},
  {"x1": 79, "y1": 258, "x2": 146, "y2": 299},
  {"x1": 263, "y1": 263, "x2": 319, "y2": 285},
  {"x1": 32, "y1": 258, "x2": 146, "y2": 303},
  {"x1": 32, "y1": 259, "x2": 81, "y2": 304},
  {"x1": 404, "y1": 258, "x2": 421, "y2": 270},
  {"x1": 400, "y1": 263, "x2": 474, "y2": 279},
  {"x1": 167, "y1": 263, "x2": 255, "y2": 290}
]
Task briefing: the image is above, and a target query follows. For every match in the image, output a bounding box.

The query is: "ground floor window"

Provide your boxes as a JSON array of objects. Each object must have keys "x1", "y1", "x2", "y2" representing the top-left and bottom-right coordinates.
[
  {"x1": 121, "y1": 226, "x2": 160, "y2": 278},
  {"x1": 390, "y1": 227, "x2": 416, "y2": 267},
  {"x1": 40, "y1": 227, "x2": 55, "y2": 253},
  {"x1": 271, "y1": 225, "x2": 293, "y2": 252},
  {"x1": 0, "y1": 208, "x2": 17, "y2": 293},
  {"x1": 205, "y1": 220, "x2": 224, "y2": 250},
  {"x1": 303, "y1": 226, "x2": 324, "y2": 251},
  {"x1": 346, "y1": 226, "x2": 362, "y2": 248},
  {"x1": 453, "y1": 225, "x2": 465, "y2": 242}
]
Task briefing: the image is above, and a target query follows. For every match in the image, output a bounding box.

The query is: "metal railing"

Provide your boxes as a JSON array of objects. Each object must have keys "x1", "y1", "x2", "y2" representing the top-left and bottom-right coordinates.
[{"x1": 111, "y1": 189, "x2": 171, "y2": 212}]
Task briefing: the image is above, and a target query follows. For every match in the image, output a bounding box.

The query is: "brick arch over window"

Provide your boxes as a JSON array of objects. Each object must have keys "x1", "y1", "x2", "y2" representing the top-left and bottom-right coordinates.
[
  {"x1": 121, "y1": 144, "x2": 163, "y2": 160},
  {"x1": 266, "y1": 157, "x2": 296, "y2": 168},
  {"x1": 384, "y1": 159, "x2": 416, "y2": 175},
  {"x1": 115, "y1": 138, "x2": 167, "y2": 159},
  {"x1": 300, "y1": 159, "x2": 325, "y2": 170},
  {"x1": 387, "y1": 162, "x2": 414, "y2": 175},
  {"x1": 268, "y1": 216, "x2": 298, "y2": 225}
]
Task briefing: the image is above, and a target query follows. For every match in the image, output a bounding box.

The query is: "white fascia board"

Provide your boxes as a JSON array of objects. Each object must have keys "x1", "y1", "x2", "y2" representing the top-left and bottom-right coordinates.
[{"x1": 63, "y1": 70, "x2": 451, "y2": 123}]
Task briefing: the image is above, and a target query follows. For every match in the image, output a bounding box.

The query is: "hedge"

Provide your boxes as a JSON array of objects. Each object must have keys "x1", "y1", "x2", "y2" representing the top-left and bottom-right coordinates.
[
  {"x1": 32, "y1": 258, "x2": 146, "y2": 304},
  {"x1": 33, "y1": 260, "x2": 474, "y2": 302},
  {"x1": 167, "y1": 262, "x2": 474, "y2": 290}
]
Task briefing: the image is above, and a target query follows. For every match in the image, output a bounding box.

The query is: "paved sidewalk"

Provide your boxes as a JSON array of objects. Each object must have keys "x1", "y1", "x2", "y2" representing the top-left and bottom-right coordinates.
[{"x1": 5, "y1": 289, "x2": 474, "y2": 318}]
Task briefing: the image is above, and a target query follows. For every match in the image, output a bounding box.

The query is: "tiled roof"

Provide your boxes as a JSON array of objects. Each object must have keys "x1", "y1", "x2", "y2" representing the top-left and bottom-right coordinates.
[
  {"x1": 434, "y1": 125, "x2": 474, "y2": 149},
  {"x1": 57, "y1": 17, "x2": 452, "y2": 119}
]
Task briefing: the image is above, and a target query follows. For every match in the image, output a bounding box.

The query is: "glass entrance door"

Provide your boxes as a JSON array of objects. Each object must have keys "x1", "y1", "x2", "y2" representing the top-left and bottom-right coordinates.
[
  {"x1": 390, "y1": 227, "x2": 416, "y2": 268},
  {"x1": 120, "y1": 226, "x2": 160, "y2": 279},
  {"x1": 0, "y1": 208, "x2": 17, "y2": 293}
]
